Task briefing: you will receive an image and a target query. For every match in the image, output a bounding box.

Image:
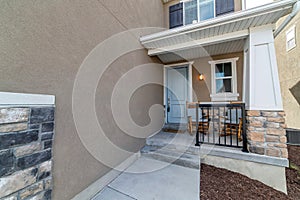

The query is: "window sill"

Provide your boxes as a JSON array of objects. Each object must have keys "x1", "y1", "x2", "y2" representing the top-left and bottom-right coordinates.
[{"x1": 210, "y1": 93, "x2": 239, "y2": 102}]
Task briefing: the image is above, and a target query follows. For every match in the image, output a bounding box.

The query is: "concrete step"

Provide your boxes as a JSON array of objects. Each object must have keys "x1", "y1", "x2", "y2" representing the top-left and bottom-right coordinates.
[
  {"x1": 141, "y1": 145, "x2": 200, "y2": 169},
  {"x1": 162, "y1": 123, "x2": 187, "y2": 133},
  {"x1": 145, "y1": 131, "x2": 199, "y2": 155}
]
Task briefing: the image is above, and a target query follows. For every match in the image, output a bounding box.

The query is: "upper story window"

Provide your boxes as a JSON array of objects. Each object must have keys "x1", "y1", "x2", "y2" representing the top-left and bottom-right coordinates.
[
  {"x1": 286, "y1": 25, "x2": 296, "y2": 51},
  {"x1": 209, "y1": 57, "x2": 239, "y2": 101},
  {"x1": 169, "y1": 0, "x2": 235, "y2": 29}
]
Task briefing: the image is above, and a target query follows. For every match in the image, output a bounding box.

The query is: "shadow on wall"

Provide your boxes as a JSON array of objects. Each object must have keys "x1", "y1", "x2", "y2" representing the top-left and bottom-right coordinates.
[{"x1": 289, "y1": 80, "x2": 300, "y2": 105}]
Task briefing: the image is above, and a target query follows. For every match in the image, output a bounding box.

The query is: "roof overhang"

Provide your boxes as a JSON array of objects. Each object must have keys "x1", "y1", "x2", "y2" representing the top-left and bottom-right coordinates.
[{"x1": 141, "y1": 0, "x2": 296, "y2": 63}]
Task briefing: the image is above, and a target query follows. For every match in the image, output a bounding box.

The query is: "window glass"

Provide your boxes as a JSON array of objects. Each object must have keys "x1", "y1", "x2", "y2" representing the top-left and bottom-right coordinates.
[
  {"x1": 286, "y1": 26, "x2": 296, "y2": 51},
  {"x1": 199, "y1": 0, "x2": 214, "y2": 21},
  {"x1": 215, "y1": 62, "x2": 232, "y2": 78},
  {"x1": 215, "y1": 0, "x2": 234, "y2": 16},
  {"x1": 169, "y1": 3, "x2": 183, "y2": 29},
  {"x1": 184, "y1": 0, "x2": 198, "y2": 25},
  {"x1": 216, "y1": 79, "x2": 232, "y2": 93}
]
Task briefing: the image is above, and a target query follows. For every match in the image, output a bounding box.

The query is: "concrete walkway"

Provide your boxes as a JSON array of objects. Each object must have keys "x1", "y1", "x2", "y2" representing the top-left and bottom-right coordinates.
[{"x1": 93, "y1": 156, "x2": 200, "y2": 200}]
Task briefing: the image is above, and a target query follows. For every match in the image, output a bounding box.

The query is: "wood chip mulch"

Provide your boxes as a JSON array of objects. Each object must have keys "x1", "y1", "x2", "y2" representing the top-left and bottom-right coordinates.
[{"x1": 200, "y1": 145, "x2": 300, "y2": 200}]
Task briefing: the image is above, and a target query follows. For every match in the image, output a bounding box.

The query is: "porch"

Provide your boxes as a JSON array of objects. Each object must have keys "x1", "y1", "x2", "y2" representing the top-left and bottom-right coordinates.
[
  {"x1": 140, "y1": 0, "x2": 294, "y2": 160},
  {"x1": 162, "y1": 102, "x2": 247, "y2": 150}
]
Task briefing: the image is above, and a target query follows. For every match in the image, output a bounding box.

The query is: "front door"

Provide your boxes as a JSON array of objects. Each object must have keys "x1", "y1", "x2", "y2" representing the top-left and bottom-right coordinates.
[{"x1": 166, "y1": 66, "x2": 188, "y2": 123}]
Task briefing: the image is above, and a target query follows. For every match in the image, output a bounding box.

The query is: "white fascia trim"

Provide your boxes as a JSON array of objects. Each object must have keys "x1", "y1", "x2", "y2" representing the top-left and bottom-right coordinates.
[
  {"x1": 0, "y1": 92, "x2": 55, "y2": 106},
  {"x1": 148, "y1": 30, "x2": 249, "y2": 56},
  {"x1": 140, "y1": 0, "x2": 295, "y2": 44},
  {"x1": 164, "y1": 61, "x2": 194, "y2": 67}
]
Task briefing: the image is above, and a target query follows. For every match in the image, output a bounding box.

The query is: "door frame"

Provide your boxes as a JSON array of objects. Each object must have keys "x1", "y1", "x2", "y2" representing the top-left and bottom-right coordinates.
[{"x1": 163, "y1": 61, "x2": 194, "y2": 124}]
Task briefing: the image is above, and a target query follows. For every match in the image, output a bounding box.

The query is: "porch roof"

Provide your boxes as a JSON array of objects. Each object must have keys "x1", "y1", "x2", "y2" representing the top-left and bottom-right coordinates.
[{"x1": 140, "y1": 0, "x2": 296, "y2": 63}]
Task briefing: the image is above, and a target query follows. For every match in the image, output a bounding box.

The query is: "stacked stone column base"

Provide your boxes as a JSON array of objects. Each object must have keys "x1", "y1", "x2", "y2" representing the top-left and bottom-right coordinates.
[
  {"x1": 0, "y1": 107, "x2": 54, "y2": 199},
  {"x1": 246, "y1": 110, "x2": 288, "y2": 158}
]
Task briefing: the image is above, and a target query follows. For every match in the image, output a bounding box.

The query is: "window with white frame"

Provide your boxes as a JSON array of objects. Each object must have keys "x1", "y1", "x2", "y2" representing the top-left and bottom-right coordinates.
[
  {"x1": 184, "y1": 0, "x2": 215, "y2": 25},
  {"x1": 169, "y1": 0, "x2": 234, "y2": 28},
  {"x1": 286, "y1": 25, "x2": 296, "y2": 51},
  {"x1": 209, "y1": 57, "x2": 239, "y2": 101}
]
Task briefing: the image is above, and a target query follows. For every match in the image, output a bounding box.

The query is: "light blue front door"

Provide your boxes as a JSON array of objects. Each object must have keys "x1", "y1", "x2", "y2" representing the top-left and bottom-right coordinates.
[{"x1": 166, "y1": 66, "x2": 188, "y2": 123}]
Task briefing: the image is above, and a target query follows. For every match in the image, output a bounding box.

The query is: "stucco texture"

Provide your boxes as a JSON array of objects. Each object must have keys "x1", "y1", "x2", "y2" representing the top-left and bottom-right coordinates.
[
  {"x1": 0, "y1": 1, "x2": 164, "y2": 199},
  {"x1": 275, "y1": 11, "x2": 300, "y2": 129},
  {"x1": 191, "y1": 52, "x2": 244, "y2": 102}
]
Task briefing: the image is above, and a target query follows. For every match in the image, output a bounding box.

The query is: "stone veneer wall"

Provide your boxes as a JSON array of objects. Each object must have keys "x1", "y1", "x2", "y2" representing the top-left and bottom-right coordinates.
[
  {"x1": 0, "y1": 107, "x2": 55, "y2": 200},
  {"x1": 246, "y1": 110, "x2": 288, "y2": 158}
]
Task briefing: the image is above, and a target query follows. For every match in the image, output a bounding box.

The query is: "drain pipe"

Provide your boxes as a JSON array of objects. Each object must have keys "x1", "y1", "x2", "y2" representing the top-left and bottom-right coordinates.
[{"x1": 274, "y1": 0, "x2": 300, "y2": 37}]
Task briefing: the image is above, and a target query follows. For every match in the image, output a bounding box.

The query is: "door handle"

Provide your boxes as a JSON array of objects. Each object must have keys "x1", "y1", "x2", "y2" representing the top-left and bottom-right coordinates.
[{"x1": 167, "y1": 98, "x2": 170, "y2": 112}]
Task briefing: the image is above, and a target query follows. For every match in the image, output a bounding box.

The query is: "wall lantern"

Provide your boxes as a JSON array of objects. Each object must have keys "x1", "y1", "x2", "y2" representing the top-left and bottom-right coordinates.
[{"x1": 199, "y1": 74, "x2": 204, "y2": 81}]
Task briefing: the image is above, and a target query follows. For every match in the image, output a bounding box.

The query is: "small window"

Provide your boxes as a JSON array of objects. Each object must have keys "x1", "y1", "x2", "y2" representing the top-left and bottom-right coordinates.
[
  {"x1": 169, "y1": 0, "x2": 234, "y2": 28},
  {"x1": 169, "y1": 3, "x2": 183, "y2": 29},
  {"x1": 209, "y1": 58, "x2": 239, "y2": 101},
  {"x1": 286, "y1": 25, "x2": 296, "y2": 51},
  {"x1": 216, "y1": 0, "x2": 234, "y2": 16},
  {"x1": 215, "y1": 62, "x2": 233, "y2": 93},
  {"x1": 184, "y1": 0, "x2": 198, "y2": 25}
]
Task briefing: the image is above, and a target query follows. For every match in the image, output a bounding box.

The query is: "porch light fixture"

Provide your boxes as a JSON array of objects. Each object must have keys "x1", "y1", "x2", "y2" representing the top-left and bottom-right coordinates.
[{"x1": 199, "y1": 74, "x2": 204, "y2": 81}]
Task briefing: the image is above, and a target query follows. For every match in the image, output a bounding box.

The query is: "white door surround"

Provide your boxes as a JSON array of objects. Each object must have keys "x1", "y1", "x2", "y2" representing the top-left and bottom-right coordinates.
[{"x1": 164, "y1": 62, "x2": 193, "y2": 124}]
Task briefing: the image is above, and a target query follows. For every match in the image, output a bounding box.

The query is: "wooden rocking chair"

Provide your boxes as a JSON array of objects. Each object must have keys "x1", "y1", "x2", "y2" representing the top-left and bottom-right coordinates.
[
  {"x1": 221, "y1": 108, "x2": 243, "y2": 141},
  {"x1": 186, "y1": 102, "x2": 209, "y2": 135}
]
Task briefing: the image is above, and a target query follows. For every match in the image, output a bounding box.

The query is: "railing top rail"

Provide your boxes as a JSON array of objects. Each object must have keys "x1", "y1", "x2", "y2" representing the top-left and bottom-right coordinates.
[{"x1": 198, "y1": 103, "x2": 245, "y2": 108}]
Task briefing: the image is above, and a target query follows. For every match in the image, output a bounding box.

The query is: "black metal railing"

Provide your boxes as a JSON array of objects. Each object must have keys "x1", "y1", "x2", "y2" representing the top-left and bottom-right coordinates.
[{"x1": 195, "y1": 103, "x2": 248, "y2": 152}]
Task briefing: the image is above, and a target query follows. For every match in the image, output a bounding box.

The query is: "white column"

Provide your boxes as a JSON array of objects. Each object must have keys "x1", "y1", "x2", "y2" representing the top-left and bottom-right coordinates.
[{"x1": 243, "y1": 25, "x2": 283, "y2": 111}]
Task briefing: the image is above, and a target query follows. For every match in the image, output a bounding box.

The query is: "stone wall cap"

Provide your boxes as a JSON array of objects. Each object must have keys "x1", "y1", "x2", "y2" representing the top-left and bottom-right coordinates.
[
  {"x1": 200, "y1": 144, "x2": 289, "y2": 167},
  {"x1": 0, "y1": 92, "x2": 55, "y2": 106}
]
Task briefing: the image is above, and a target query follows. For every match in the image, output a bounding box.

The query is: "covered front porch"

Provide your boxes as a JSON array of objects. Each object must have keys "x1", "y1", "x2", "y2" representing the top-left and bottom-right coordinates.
[{"x1": 140, "y1": 0, "x2": 293, "y2": 159}]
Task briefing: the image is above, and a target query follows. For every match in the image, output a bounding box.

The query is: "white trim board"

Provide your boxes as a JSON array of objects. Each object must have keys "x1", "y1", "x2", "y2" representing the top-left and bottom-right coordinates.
[{"x1": 0, "y1": 92, "x2": 55, "y2": 105}]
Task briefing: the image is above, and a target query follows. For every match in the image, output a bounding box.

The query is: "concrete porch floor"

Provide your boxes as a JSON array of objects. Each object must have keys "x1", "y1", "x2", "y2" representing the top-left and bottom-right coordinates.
[{"x1": 92, "y1": 156, "x2": 200, "y2": 200}]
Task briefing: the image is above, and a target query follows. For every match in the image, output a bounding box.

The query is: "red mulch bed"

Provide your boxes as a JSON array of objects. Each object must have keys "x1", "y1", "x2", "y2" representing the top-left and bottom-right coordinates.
[{"x1": 200, "y1": 145, "x2": 300, "y2": 200}]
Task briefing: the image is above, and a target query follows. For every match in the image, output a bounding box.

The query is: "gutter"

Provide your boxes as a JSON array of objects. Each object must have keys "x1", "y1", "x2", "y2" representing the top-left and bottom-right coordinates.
[
  {"x1": 141, "y1": 0, "x2": 296, "y2": 44},
  {"x1": 274, "y1": 0, "x2": 300, "y2": 37}
]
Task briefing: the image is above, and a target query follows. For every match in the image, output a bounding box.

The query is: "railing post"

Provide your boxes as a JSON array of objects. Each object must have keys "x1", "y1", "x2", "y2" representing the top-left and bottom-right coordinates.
[
  {"x1": 241, "y1": 103, "x2": 248, "y2": 152},
  {"x1": 195, "y1": 103, "x2": 200, "y2": 146}
]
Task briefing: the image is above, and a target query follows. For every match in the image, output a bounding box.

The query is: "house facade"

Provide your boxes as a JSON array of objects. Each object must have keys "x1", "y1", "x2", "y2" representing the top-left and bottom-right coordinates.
[
  {"x1": 275, "y1": 4, "x2": 300, "y2": 131},
  {"x1": 140, "y1": 0, "x2": 297, "y2": 194},
  {"x1": 141, "y1": 0, "x2": 295, "y2": 158},
  {"x1": 0, "y1": 1, "x2": 165, "y2": 199},
  {"x1": 0, "y1": 0, "x2": 298, "y2": 199}
]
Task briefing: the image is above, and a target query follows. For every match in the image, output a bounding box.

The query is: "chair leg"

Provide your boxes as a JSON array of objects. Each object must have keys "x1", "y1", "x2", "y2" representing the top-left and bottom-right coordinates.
[
  {"x1": 187, "y1": 117, "x2": 194, "y2": 135},
  {"x1": 238, "y1": 118, "x2": 242, "y2": 141}
]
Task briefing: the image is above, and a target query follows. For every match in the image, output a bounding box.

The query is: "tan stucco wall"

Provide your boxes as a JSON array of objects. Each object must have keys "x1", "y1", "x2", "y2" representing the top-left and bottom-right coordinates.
[
  {"x1": 192, "y1": 52, "x2": 244, "y2": 102},
  {"x1": 0, "y1": 1, "x2": 164, "y2": 199},
  {"x1": 163, "y1": 0, "x2": 242, "y2": 28},
  {"x1": 275, "y1": 11, "x2": 300, "y2": 129}
]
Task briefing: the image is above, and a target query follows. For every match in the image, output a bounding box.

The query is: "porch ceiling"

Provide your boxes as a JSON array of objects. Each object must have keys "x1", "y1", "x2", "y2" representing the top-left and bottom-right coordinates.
[
  {"x1": 140, "y1": 0, "x2": 296, "y2": 63},
  {"x1": 157, "y1": 39, "x2": 245, "y2": 63}
]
